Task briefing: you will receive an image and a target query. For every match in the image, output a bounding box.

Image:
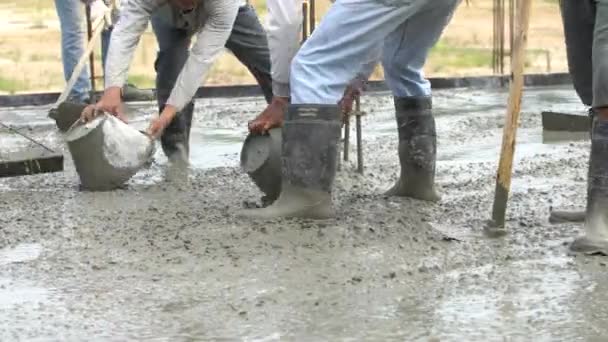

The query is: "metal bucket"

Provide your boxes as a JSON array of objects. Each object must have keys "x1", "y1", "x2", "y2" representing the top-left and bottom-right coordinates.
[
  {"x1": 240, "y1": 127, "x2": 282, "y2": 203},
  {"x1": 64, "y1": 114, "x2": 155, "y2": 191}
]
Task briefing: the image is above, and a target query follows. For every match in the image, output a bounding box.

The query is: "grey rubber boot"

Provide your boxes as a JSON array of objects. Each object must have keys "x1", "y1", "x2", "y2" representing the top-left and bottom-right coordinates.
[
  {"x1": 570, "y1": 117, "x2": 608, "y2": 255},
  {"x1": 240, "y1": 104, "x2": 342, "y2": 220},
  {"x1": 385, "y1": 96, "x2": 440, "y2": 202}
]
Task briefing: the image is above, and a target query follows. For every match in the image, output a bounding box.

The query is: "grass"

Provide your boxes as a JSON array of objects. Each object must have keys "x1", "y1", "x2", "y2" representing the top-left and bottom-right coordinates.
[
  {"x1": 127, "y1": 74, "x2": 155, "y2": 89},
  {"x1": 0, "y1": 76, "x2": 28, "y2": 94},
  {"x1": 0, "y1": 0, "x2": 569, "y2": 94}
]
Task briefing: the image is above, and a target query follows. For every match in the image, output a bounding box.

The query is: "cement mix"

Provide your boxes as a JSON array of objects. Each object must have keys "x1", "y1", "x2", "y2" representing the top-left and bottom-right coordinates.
[{"x1": 1, "y1": 85, "x2": 608, "y2": 341}]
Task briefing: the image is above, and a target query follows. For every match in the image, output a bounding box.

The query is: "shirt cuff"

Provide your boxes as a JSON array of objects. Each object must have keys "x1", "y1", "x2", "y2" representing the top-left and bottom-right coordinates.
[{"x1": 272, "y1": 81, "x2": 290, "y2": 98}]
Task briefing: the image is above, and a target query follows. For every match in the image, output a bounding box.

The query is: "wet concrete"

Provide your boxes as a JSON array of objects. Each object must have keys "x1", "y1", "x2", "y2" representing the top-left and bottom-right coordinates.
[{"x1": 2, "y1": 85, "x2": 608, "y2": 340}]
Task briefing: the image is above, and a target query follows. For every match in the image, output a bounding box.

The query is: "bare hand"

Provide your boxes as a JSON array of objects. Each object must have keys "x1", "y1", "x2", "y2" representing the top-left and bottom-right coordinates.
[
  {"x1": 81, "y1": 86, "x2": 127, "y2": 124},
  {"x1": 147, "y1": 106, "x2": 177, "y2": 139}
]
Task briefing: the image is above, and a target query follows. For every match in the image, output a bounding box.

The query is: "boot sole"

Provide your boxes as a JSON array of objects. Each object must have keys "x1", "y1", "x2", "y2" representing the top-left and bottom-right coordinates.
[{"x1": 570, "y1": 236, "x2": 608, "y2": 255}]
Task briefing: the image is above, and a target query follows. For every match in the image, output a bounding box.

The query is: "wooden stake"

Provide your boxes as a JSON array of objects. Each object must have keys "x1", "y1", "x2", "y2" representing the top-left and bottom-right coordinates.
[
  {"x1": 489, "y1": 0, "x2": 532, "y2": 231},
  {"x1": 85, "y1": 4, "x2": 97, "y2": 102}
]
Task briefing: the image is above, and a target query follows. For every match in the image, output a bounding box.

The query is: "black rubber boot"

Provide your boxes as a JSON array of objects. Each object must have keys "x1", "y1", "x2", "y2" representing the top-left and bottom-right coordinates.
[
  {"x1": 239, "y1": 104, "x2": 342, "y2": 219},
  {"x1": 159, "y1": 102, "x2": 193, "y2": 167},
  {"x1": 570, "y1": 117, "x2": 608, "y2": 255},
  {"x1": 385, "y1": 96, "x2": 440, "y2": 202}
]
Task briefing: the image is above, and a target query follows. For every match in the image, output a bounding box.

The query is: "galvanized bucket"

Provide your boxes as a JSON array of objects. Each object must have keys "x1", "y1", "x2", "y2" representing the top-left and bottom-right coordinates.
[
  {"x1": 64, "y1": 114, "x2": 155, "y2": 191},
  {"x1": 240, "y1": 127, "x2": 282, "y2": 204}
]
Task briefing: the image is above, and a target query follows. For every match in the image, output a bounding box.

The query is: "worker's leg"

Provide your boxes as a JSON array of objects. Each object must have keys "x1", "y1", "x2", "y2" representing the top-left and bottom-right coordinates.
[
  {"x1": 100, "y1": 0, "x2": 112, "y2": 70},
  {"x1": 571, "y1": 0, "x2": 608, "y2": 254},
  {"x1": 242, "y1": 0, "x2": 428, "y2": 220},
  {"x1": 560, "y1": 0, "x2": 595, "y2": 106},
  {"x1": 54, "y1": 0, "x2": 91, "y2": 103},
  {"x1": 151, "y1": 15, "x2": 193, "y2": 165},
  {"x1": 382, "y1": 0, "x2": 459, "y2": 201},
  {"x1": 225, "y1": 4, "x2": 273, "y2": 103},
  {"x1": 290, "y1": 0, "x2": 426, "y2": 105}
]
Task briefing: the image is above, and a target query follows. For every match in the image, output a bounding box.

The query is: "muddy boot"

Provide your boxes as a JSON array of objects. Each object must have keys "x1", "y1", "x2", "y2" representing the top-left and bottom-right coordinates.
[
  {"x1": 160, "y1": 102, "x2": 193, "y2": 168},
  {"x1": 549, "y1": 210, "x2": 586, "y2": 224},
  {"x1": 570, "y1": 117, "x2": 608, "y2": 255},
  {"x1": 385, "y1": 96, "x2": 440, "y2": 202},
  {"x1": 239, "y1": 104, "x2": 342, "y2": 220},
  {"x1": 122, "y1": 83, "x2": 155, "y2": 102}
]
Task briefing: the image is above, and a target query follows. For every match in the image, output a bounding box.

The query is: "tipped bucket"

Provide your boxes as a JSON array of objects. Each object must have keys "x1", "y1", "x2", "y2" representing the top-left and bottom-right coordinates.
[
  {"x1": 65, "y1": 114, "x2": 155, "y2": 191},
  {"x1": 240, "y1": 128, "x2": 282, "y2": 204}
]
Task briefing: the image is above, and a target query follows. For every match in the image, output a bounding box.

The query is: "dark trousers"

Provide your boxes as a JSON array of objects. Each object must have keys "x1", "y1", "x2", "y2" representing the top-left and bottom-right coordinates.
[{"x1": 151, "y1": 5, "x2": 273, "y2": 157}]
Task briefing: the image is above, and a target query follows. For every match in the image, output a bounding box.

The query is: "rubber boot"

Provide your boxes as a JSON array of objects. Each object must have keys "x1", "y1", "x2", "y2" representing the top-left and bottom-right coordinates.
[
  {"x1": 160, "y1": 102, "x2": 193, "y2": 168},
  {"x1": 385, "y1": 96, "x2": 440, "y2": 202},
  {"x1": 570, "y1": 117, "x2": 608, "y2": 255},
  {"x1": 239, "y1": 104, "x2": 342, "y2": 220},
  {"x1": 122, "y1": 83, "x2": 155, "y2": 102}
]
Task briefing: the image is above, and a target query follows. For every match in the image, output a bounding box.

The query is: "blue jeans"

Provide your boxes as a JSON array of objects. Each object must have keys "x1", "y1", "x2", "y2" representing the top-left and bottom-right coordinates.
[
  {"x1": 290, "y1": 0, "x2": 460, "y2": 104},
  {"x1": 54, "y1": 0, "x2": 111, "y2": 102}
]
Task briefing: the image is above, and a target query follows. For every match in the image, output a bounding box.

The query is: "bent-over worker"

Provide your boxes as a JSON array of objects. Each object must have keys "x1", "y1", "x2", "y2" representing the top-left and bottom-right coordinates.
[
  {"x1": 242, "y1": 0, "x2": 461, "y2": 220},
  {"x1": 82, "y1": 0, "x2": 273, "y2": 165}
]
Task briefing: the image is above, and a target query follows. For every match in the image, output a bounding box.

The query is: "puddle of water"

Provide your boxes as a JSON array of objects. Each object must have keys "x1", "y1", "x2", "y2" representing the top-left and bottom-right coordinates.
[
  {"x1": 0, "y1": 243, "x2": 42, "y2": 266},
  {"x1": 0, "y1": 276, "x2": 49, "y2": 308},
  {"x1": 435, "y1": 256, "x2": 583, "y2": 340}
]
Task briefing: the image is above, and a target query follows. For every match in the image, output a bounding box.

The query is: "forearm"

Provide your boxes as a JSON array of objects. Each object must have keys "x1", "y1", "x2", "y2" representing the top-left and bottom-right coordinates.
[
  {"x1": 104, "y1": 0, "x2": 158, "y2": 89},
  {"x1": 266, "y1": 0, "x2": 302, "y2": 97}
]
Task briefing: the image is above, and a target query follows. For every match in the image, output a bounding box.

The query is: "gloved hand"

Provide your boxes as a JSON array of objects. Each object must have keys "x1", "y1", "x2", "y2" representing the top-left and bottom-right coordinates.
[{"x1": 89, "y1": 0, "x2": 112, "y2": 28}]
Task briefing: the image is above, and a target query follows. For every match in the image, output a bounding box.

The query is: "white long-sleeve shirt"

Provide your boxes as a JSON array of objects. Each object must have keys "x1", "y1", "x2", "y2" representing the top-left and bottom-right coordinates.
[
  {"x1": 104, "y1": 0, "x2": 239, "y2": 111},
  {"x1": 266, "y1": 0, "x2": 378, "y2": 98}
]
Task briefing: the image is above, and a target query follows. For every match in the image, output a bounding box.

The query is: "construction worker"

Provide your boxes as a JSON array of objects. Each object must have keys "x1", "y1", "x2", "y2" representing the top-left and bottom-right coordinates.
[
  {"x1": 248, "y1": 0, "x2": 380, "y2": 134},
  {"x1": 241, "y1": 0, "x2": 461, "y2": 219},
  {"x1": 560, "y1": 0, "x2": 608, "y2": 254},
  {"x1": 82, "y1": 0, "x2": 273, "y2": 166}
]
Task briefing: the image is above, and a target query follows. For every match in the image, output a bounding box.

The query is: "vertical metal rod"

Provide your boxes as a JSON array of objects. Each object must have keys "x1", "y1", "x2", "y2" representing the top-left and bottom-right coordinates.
[
  {"x1": 355, "y1": 96, "x2": 363, "y2": 174},
  {"x1": 302, "y1": 1, "x2": 309, "y2": 43},
  {"x1": 309, "y1": 0, "x2": 316, "y2": 33},
  {"x1": 85, "y1": 4, "x2": 97, "y2": 102},
  {"x1": 344, "y1": 115, "x2": 350, "y2": 161}
]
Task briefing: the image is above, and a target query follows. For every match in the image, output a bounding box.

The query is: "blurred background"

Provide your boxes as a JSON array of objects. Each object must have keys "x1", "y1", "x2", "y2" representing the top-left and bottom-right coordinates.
[{"x1": 0, "y1": 0, "x2": 565, "y2": 95}]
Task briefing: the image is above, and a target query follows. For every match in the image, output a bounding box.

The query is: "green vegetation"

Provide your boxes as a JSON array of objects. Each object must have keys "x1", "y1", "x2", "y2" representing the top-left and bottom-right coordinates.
[
  {"x1": 128, "y1": 74, "x2": 155, "y2": 89},
  {"x1": 0, "y1": 76, "x2": 28, "y2": 94}
]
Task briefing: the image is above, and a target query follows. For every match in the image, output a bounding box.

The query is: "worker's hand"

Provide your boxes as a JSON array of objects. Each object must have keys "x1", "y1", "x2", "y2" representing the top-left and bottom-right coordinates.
[
  {"x1": 146, "y1": 105, "x2": 177, "y2": 139},
  {"x1": 90, "y1": 0, "x2": 112, "y2": 28},
  {"x1": 338, "y1": 77, "x2": 366, "y2": 120},
  {"x1": 248, "y1": 96, "x2": 288, "y2": 134},
  {"x1": 84, "y1": 86, "x2": 127, "y2": 123},
  {"x1": 80, "y1": 104, "x2": 102, "y2": 123}
]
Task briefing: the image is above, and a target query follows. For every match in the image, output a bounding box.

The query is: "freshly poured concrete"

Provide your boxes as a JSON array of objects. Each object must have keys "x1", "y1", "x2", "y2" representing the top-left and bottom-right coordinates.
[{"x1": 2, "y1": 86, "x2": 608, "y2": 341}]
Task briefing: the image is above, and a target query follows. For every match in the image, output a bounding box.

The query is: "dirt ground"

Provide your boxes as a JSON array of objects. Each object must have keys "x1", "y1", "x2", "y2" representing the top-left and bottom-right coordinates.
[
  {"x1": 0, "y1": 0, "x2": 566, "y2": 94},
  {"x1": 2, "y1": 85, "x2": 608, "y2": 340}
]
